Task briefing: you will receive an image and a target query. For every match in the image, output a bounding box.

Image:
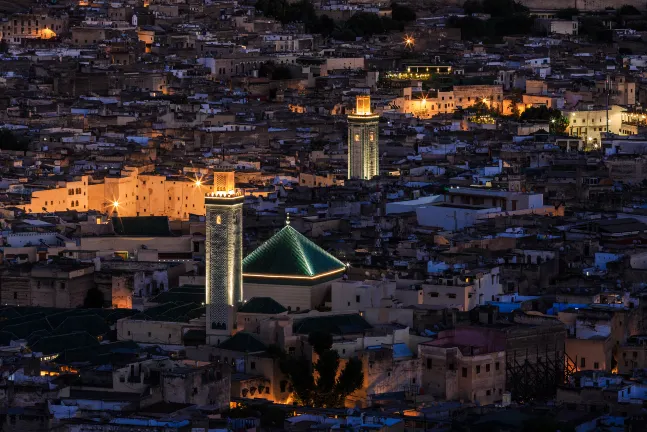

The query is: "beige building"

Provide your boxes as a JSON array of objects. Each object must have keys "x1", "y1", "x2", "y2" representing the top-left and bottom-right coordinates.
[
  {"x1": 595, "y1": 75, "x2": 635, "y2": 106},
  {"x1": 617, "y1": 335, "x2": 647, "y2": 374},
  {"x1": 565, "y1": 105, "x2": 626, "y2": 144},
  {"x1": 28, "y1": 262, "x2": 95, "y2": 308},
  {"x1": 0, "y1": 14, "x2": 66, "y2": 44},
  {"x1": 20, "y1": 168, "x2": 230, "y2": 220},
  {"x1": 453, "y1": 85, "x2": 504, "y2": 111},
  {"x1": 298, "y1": 173, "x2": 343, "y2": 188},
  {"x1": 419, "y1": 328, "x2": 506, "y2": 405}
]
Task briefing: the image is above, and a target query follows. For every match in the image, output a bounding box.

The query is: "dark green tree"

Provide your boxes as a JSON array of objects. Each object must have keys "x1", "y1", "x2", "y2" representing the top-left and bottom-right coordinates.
[
  {"x1": 556, "y1": 7, "x2": 579, "y2": 19},
  {"x1": 0, "y1": 129, "x2": 29, "y2": 151},
  {"x1": 463, "y1": 0, "x2": 484, "y2": 14},
  {"x1": 308, "y1": 330, "x2": 333, "y2": 354},
  {"x1": 83, "y1": 287, "x2": 106, "y2": 308},
  {"x1": 280, "y1": 332, "x2": 363, "y2": 408},
  {"x1": 391, "y1": 2, "x2": 417, "y2": 22},
  {"x1": 259, "y1": 61, "x2": 293, "y2": 80},
  {"x1": 618, "y1": 4, "x2": 641, "y2": 15},
  {"x1": 520, "y1": 106, "x2": 568, "y2": 134}
]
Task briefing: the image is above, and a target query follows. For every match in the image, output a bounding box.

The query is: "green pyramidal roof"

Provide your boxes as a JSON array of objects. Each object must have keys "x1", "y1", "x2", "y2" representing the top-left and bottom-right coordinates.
[{"x1": 243, "y1": 224, "x2": 346, "y2": 285}]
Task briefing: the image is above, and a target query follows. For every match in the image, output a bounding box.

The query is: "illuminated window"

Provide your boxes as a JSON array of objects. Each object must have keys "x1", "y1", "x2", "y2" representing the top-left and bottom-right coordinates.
[
  {"x1": 354, "y1": 134, "x2": 360, "y2": 142},
  {"x1": 369, "y1": 132, "x2": 375, "y2": 141},
  {"x1": 216, "y1": 215, "x2": 222, "y2": 224}
]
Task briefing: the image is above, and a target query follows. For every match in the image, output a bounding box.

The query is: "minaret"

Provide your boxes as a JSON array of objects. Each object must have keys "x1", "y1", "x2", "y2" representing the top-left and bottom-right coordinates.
[
  {"x1": 347, "y1": 95, "x2": 380, "y2": 180},
  {"x1": 205, "y1": 171, "x2": 243, "y2": 345}
]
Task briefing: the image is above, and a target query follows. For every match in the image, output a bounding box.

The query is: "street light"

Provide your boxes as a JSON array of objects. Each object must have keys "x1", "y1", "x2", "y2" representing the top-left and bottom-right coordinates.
[{"x1": 404, "y1": 36, "x2": 414, "y2": 48}]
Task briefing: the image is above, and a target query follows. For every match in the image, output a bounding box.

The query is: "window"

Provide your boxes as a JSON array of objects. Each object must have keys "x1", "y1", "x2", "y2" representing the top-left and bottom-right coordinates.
[
  {"x1": 495, "y1": 362, "x2": 500, "y2": 371},
  {"x1": 581, "y1": 357, "x2": 586, "y2": 368},
  {"x1": 476, "y1": 365, "x2": 481, "y2": 374},
  {"x1": 427, "y1": 358, "x2": 432, "y2": 369},
  {"x1": 148, "y1": 332, "x2": 152, "y2": 337},
  {"x1": 447, "y1": 293, "x2": 457, "y2": 299},
  {"x1": 216, "y1": 215, "x2": 221, "y2": 224},
  {"x1": 250, "y1": 362, "x2": 256, "y2": 370},
  {"x1": 486, "y1": 364, "x2": 490, "y2": 372},
  {"x1": 13, "y1": 292, "x2": 17, "y2": 299},
  {"x1": 486, "y1": 389, "x2": 491, "y2": 396},
  {"x1": 429, "y1": 292, "x2": 439, "y2": 297},
  {"x1": 594, "y1": 362, "x2": 599, "y2": 369},
  {"x1": 462, "y1": 367, "x2": 467, "y2": 377},
  {"x1": 356, "y1": 295, "x2": 360, "y2": 303}
]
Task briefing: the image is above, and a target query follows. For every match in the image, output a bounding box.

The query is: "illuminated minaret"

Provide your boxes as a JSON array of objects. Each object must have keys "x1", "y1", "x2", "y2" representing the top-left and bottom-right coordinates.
[
  {"x1": 347, "y1": 95, "x2": 380, "y2": 180},
  {"x1": 205, "y1": 171, "x2": 243, "y2": 344}
]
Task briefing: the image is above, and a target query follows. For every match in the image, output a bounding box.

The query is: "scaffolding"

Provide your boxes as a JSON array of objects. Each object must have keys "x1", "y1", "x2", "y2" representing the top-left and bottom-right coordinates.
[{"x1": 506, "y1": 344, "x2": 577, "y2": 402}]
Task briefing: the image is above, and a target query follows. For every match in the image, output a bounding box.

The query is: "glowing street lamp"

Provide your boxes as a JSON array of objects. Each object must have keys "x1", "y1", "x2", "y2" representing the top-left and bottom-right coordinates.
[
  {"x1": 404, "y1": 36, "x2": 415, "y2": 49},
  {"x1": 112, "y1": 201, "x2": 120, "y2": 208}
]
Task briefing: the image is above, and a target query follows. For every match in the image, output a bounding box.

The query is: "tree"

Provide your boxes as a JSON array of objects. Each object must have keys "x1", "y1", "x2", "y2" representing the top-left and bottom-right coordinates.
[
  {"x1": 463, "y1": 0, "x2": 484, "y2": 14},
  {"x1": 520, "y1": 106, "x2": 568, "y2": 134},
  {"x1": 308, "y1": 331, "x2": 333, "y2": 355},
  {"x1": 83, "y1": 287, "x2": 106, "y2": 308},
  {"x1": 618, "y1": 4, "x2": 641, "y2": 15},
  {"x1": 391, "y1": 3, "x2": 417, "y2": 22},
  {"x1": 0, "y1": 129, "x2": 29, "y2": 151},
  {"x1": 556, "y1": 7, "x2": 579, "y2": 20},
  {"x1": 259, "y1": 61, "x2": 293, "y2": 80},
  {"x1": 280, "y1": 332, "x2": 364, "y2": 408}
]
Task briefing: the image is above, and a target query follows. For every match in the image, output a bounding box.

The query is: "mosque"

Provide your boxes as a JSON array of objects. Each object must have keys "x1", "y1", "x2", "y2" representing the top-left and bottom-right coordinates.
[{"x1": 205, "y1": 172, "x2": 346, "y2": 344}]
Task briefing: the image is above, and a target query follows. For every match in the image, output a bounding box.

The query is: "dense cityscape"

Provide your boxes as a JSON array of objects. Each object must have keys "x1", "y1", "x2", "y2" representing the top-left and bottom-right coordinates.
[{"x1": 1, "y1": 0, "x2": 647, "y2": 431}]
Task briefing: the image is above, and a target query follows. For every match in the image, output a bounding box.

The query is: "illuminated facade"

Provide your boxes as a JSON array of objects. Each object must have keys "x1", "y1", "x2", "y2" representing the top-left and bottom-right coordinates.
[
  {"x1": 19, "y1": 166, "x2": 223, "y2": 220},
  {"x1": 0, "y1": 14, "x2": 66, "y2": 44},
  {"x1": 347, "y1": 95, "x2": 380, "y2": 180},
  {"x1": 205, "y1": 172, "x2": 243, "y2": 344}
]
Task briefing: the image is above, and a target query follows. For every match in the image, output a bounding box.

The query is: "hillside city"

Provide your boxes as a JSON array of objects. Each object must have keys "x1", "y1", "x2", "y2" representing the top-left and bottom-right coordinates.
[{"x1": 2, "y1": 0, "x2": 647, "y2": 431}]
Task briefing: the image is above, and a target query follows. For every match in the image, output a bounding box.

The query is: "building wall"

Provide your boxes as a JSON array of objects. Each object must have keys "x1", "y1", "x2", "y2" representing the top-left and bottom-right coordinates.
[
  {"x1": 71, "y1": 28, "x2": 107, "y2": 46},
  {"x1": 453, "y1": 85, "x2": 504, "y2": 111},
  {"x1": 617, "y1": 343, "x2": 647, "y2": 374},
  {"x1": 566, "y1": 337, "x2": 613, "y2": 371},
  {"x1": 566, "y1": 106, "x2": 625, "y2": 143},
  {"x1": 161, "y1": 365, "x2": 230, "y2": 408},
  {"x1": 243, "y1": 282, "x2": 321, "y2": 312},
  {"x1": 29, "y1": 267, "x2": 95, "y2": 308},
  {"x1": 20, "y1": 170, "x2": 223, "y2": 220},
  {"x1": 419, "y1": 343, "x2": 506, "y2": 405},
  {"x1": 0, "y1": 14, "x2": 67, "y2": 43},
  {"x1": 117, "y1": 318, "x2": 203, "y2": 345}
]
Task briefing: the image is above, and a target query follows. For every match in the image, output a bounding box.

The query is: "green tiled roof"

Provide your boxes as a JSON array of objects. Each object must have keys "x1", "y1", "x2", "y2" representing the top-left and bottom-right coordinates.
[
  {"x1": 239, "y1": 297, "x2": 287, "y2": 315},
  {"x1": 30, "y1": 331, "x2": 100, "y2": 356},
  {"x1": 243, "y1": 225, "x2": 346, "y2": 285},
  {"x1": 218, "y1": 332, "x2": 267, "y2": 353},
  {"x1": 149, "y1": 285, "x2": 205, "y2": 305},
  {"x1": 112, "y1": 216, "x2": 172, "y2": 236},
  {"x1": 293, "y1": 314, "x2": 372, "y2": 336}
]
